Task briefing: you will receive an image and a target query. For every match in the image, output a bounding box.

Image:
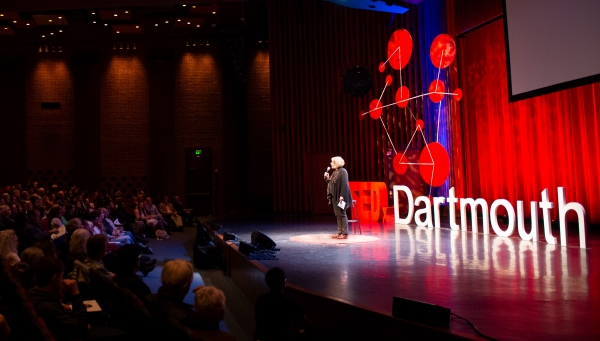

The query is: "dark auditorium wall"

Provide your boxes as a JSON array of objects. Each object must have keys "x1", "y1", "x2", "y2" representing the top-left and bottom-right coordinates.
[{"x1": 0, "y1": 39, "x2": 271, "y2": 215}]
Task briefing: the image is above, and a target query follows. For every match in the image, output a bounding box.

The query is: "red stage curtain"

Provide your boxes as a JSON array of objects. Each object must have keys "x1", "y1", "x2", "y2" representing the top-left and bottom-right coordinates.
[{"x1": 455, "y1": 19, "x2": 600, "y2": 224}]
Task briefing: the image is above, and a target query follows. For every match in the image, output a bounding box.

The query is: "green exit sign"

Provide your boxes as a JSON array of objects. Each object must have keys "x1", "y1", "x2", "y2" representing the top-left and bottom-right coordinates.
[{"x1": 195, "y1": 150, "x2": 202, "y2": 155}]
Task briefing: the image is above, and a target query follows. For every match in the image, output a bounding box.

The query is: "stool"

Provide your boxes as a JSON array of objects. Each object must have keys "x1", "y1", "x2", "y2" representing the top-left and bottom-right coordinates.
[{"x1": 348, "y1": 200, "x2": 361, "y2": 234}]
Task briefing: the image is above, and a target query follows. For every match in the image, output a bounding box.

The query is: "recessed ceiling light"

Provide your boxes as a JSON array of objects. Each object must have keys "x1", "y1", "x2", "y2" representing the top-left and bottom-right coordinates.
[
  {"x1": 177, "y1": 19, "x2": 181, "y2": 22},
  {"x1": 192, "y1": 6, "x2": 196, "y2": 8},
  {"x1": 48, "y1": 19, "x2": 53, "y2": 22},
  {"x1": 3, "y1": 27, "x2": 7, "y2": 30},
  {"x1": 114, "y1": 14, "x2": 118, "y2": 17},
  {"x1": 116, "y1": 31, "x2": 120, "y2": 33},
  {"x1": 42, "y1": 35, "x2": 45, "y2": 37},
  {"x1": 13, "y1": 20, "x2": 16, "y2": 23},
  {"x1": 135, "y1": 25, "x2": 139, "y2": 28},
  {"x1": 104, "y1": 23, "x2": 108, "y2": 26},
  {"x1": 59, "y1": 30, "x2": 62, "y2": 32},
  {"x1": 0, "y1": 14, "x2": 4, "y2": 17},
  {"x1": 187, "y1": 22, "x2": 190, "y2": 25},
  {"x1": 50, "y1": 32, "x2": 54, "y2": 35},
  {"x1": 182, "y1": 4, "x2": 187, "y2": 7},
  {"x1": 58, "y1": 17, "x2": 62, "y2": 19},
  {"x1": 26, "y1": 23, "x2": 30, "y2": 26},
  {"x1": 125, "y1": 11, "x2": 129, "y2": 14},
  {"x1": 212, "y1": 12, "x2": 216, "y2": 14},
  {"x1": 196, "y1": 25, "x2": 200, "y2": 27},
  {"x1": 93, "y1": 21, "x2": 96, "y2": 23},
  {"x1": 155, "y1": 23, "x2": 158, "y2": 26},
  {"x1": 92, "y1": 12, "x2": 95, "y2": 15},
  {"x1": 165, "y1": 20, "x2": 169, "y2": 23}
]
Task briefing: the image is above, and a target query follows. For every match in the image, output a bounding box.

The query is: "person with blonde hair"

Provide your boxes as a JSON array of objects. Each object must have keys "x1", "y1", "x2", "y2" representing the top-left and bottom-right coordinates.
[
  {"x1": 193, "y1": 286, "x2": 236, "y2": 341},
  {"x1": 0, "y1": 229, "x2": 20, "y2": 266},
  {"x1": 145, "y1": 259, "x2": 203, "y2": 331},
  {"x1": 324, "y1": 156, "x2": 353, "y2": 239}
]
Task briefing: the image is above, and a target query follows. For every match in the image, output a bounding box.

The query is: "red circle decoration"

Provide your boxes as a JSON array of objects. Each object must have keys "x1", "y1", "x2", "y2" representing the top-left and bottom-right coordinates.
[
  {"x1": 416, "y1": 119, "x2": 424, "y2": 131},
  {"x1": 369, "y1": 99, "x2": 383, "y2": 120},
  {"x1": 428, "y1": 80, "x2": 445, "y2": 103},
  {"x1": 418, "y1": 142, "x2": 450, "y2": 187},
  {"x1": 395, "y1": 86, "x2": 410, "y2": 108},
  {"x1": 430, "y1": 34, "x2": 456, "y2": 69},
  {"x1": 393, "y1": 153, "x2": 408, "y2": 175},
  {"x1": 385, "y1": 75, "x2": 393, "y2": 86},
  {"x1": 453, "y1": 88, "x2": 463, "y2": 101},
  {"x1": 387, "y1": 29, "x2": 413, "y2": 71},
  {"x1": 378, "y1": 62, "x2": 385, "y2": 73}
]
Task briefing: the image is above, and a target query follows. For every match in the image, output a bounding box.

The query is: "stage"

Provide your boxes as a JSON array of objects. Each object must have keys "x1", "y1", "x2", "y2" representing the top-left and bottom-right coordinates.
[{"x1": 210, "y1": 214, "x2": 600, "y2": 341}]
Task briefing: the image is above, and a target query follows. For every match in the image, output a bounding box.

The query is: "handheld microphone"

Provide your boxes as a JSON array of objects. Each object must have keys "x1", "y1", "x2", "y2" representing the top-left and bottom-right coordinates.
[{"x1": 326, "y1": 167, "x2": 330, "y2": 172}]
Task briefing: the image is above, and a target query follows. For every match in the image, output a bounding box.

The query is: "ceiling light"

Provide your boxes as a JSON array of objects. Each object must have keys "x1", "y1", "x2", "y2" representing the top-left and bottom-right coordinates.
[
  {"x1": 155, "y1": 23, "x2": 158, "y2": 26},
  {"x1": 193, "y1": 40, "x2": 197, "y2": 46},
  {"x1": 114, "y1": 14, "x2": 118, "y2": 17},
  {"x1": 42, "y1": 34, "x2": 45, "y2": 37},
  {"x1": 50, "y1": 32, "x2": 54, "y2": 35},
  {"x1": 192, "y1": 6, "x2": 196, "y2": 9},
  {"x1": 196, "y1": 25, "x2": 200, "y2": 27},
  {"x1": 0, "y1": 14, "x2": 4, "y2": 17},
  {"x1": 92, "y1": 12, "x2": 95, "y2": 15},
  {"x1": 104, "y1": 23, "x2": 108, "y2": 26},
  {"x1": 113, "y1": 43, "x2": 116, "y2": 50},
  {"x1": 165, "y1": 21, "x2": 169, "y2": 24},
  {"x1": 13, "y1": 21, "x2": 16, "y2": 23},
  {"x1": 116, "y1": 31, "x2": 120, "y2": 34},
  {"x1": 3, "y1": 27, "x2": 7, "y2": 30},
  {"x1": 187, "y1": 22, "x2": 190, "y2": 25},
  {"x1": 135, "y1": 25, "x2": 139, "y2": 28},
  {"x1": 58, "y1": 17, "x2": 62, "y2": 19},
  {"x1": 212, "y1": 12, "x2": 216, "y2": 14},
  {"x1": 119, "y1": 43, "x2": 123, "y2": 50},
  {"x1": 48, "y1": 19, "x2": 52, "y2": 22},
  {"x1": 93, "y1": 21, "x2": 96, "y2": 23},
  {"x1": 133, "y1": 43, "x2": 136, "y2": 49},
  {"x1": 59, "y1": 46, "x2": 62, "y2": 52},
  {"x1": 177, "y1": 19, "x2": 181, "y2": 22},
  {"x1": 186, "y1": 40, "x2": 189, "y2": 47},
  {"x1": 59, "y1": 30, "x2": 62, "y2": 32},
  {"x1": 206, "y1": 40, "x2": 210, "y2": 46},
  {"x1": 26, "y1": 23, "x2": 30, "y2": 26},
  {"x1": 182, "y1": 4, "x2": 187, "y2": 7},
  {"x1": 125, "y1": 11, "x2": 129, "y2": 14},
  {"x1": 39, "y1": 46, "x2": 42, "y2": 52}
]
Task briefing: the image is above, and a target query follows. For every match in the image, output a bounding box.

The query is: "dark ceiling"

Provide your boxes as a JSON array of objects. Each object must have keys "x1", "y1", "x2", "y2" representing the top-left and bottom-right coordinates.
[{"x1": 0, "y1": 0, "x2": 268, "y2": 51}]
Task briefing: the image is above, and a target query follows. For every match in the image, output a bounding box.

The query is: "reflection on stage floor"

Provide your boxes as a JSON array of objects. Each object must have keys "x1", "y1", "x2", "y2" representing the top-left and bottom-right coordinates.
[{"x1": 211, "y1": 215, "x2": 600, "y2": 341}]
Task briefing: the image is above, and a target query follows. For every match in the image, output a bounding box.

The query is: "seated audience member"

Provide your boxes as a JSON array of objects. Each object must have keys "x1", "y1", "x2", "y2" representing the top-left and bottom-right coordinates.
[
  {"x1": 173, "y1": 196, "x2": 194, "y2": 226},
  {"x1": 74, "y1": 201, "x2": 87, "y2": 219},
  {"x1": 145, "y1": 259, "x2": 202, "y2": 330},
  {"x1": 54, "y1": 218, "x2": 83, "y2": 263},
  {"x1": 159, "y1": 196, "x2": 183, "y2": 230},
  {"x1": 135, "y1": 202, "x2": 161, "y2": 236},
  {"x1": 34, "y1": 240, "x2": 58, "y2": 260},
  {"x1": 48, "y1": 205, "x2": 66, "y2": 240},
  {"x1": 192, "y1": 286, "x2": 237, "y2": 341},
  {"x1": 0, "y1": 230, "x2": 20, "y2": 267},
  {"x1": 255, "y1": 267, "x2": 305, "y2": 341},
  {"x1": 113, "y1": 244, "x2": 152, "y2": 299},
  {"x1": 0, "y1": 205, "x2": 14, "y2": 231},
  {"x1": 100, "y1": 208, "x2": 134, "y2": 246},
  {"x1": 83, "y1": 234, "x2": 113, "y2": 279},
  {"x1": 16, "y1": 247, "x2": 45, "y2": 290},
  {"x1": 26, "y1": 209, "x2": 59, "y2": 243},
  {"x1": 28, "y1": 257, "x2": 88, "y2": 341},
  {"x1": 145, "y1": 197, "x2": 168, "y2": 231},
  {"x1": 65, "y1": 229, "x2": 90, "y2": 278}
]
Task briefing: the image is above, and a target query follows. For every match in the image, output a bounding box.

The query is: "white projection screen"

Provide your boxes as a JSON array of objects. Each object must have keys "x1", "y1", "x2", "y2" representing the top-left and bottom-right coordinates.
[{"x1": 503, "y1": 0, "x2": 600, "y2": 102}]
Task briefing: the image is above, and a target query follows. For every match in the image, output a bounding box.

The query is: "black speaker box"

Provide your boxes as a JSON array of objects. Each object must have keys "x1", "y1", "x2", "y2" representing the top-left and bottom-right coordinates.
[
  {"x1": 238, "y1": 241, "x2": 257, "y2": 255},
  {"x1": 251, "y1": 229, "x2": 277, "y2": 250},
  {"x1": 392, "y1": 297, "x2": 450, "y2": 328}
]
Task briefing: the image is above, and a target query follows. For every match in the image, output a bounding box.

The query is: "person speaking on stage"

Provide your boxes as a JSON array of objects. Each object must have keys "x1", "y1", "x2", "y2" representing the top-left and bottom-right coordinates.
[{"x1": 324, "y1": 156, "x2": 353, "y2": 239}]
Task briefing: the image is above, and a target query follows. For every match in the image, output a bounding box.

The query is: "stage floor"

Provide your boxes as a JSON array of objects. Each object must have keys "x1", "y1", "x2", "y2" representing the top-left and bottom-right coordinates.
[{"x1": 211, "y1": 214, "x2": 600, "y2": 341}]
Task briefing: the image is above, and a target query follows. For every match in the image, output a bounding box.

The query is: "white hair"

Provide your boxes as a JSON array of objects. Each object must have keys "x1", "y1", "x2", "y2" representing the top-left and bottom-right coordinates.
[{"x1": 331, "y1": 156, "x2": 345, "y2": 168}]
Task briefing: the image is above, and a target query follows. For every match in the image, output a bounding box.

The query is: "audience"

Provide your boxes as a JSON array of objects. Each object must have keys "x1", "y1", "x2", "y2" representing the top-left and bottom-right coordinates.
[
  {"x1": 83, "y1": 234, "x2": 113, "y2": 280},
  {"x1": 193, "y1": 286, "x2": 237, "y2": 341},
  {"x1": 28, "y1": 257, "x2": 88, "y2": 341},
  {"x1": 113, "y1": 244, "x2": 152, "y2": 299},
  {"x1": 255, "y1": 267, "x2": 306, "y2": 341},
  {"x1": 0, "y1": 230, "x2": 20, "y2": 266}
]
